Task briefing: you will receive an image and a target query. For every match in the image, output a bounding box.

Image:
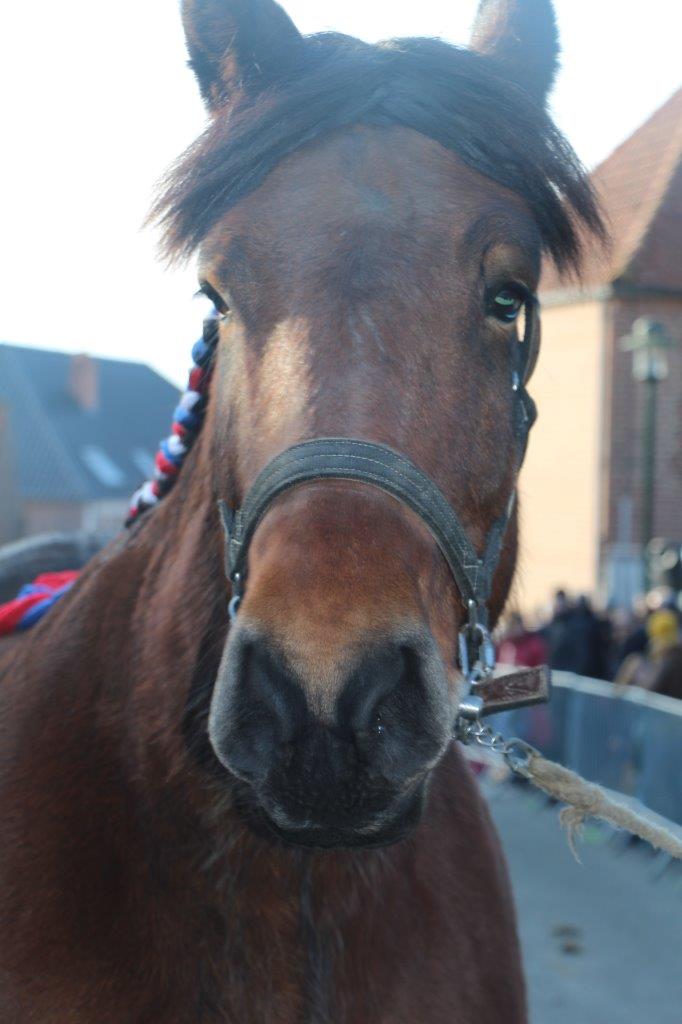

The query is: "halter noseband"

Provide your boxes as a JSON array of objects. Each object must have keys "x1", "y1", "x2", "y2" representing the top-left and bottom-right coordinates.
[{"x1": 219, "y1": 298, "x2": 541, "y2": 705}]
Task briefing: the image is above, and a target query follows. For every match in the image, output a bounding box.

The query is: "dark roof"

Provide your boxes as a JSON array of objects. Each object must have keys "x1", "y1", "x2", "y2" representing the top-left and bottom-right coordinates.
[
  {"x1": 542, "y1": 87, "x2": 682, "y2": 294},
  {"x1": 0, "y1": 344, "x2": 179, "y2": 502}
]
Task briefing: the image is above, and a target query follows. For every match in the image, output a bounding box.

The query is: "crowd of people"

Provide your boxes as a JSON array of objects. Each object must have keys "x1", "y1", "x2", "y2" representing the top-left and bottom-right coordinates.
[{"x1": 497, "y1": 588, "x2": 682, "y2": 699}]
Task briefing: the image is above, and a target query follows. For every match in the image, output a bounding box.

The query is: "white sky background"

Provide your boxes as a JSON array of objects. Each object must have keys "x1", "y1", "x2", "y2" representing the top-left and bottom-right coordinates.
[{"x1": 0, "y1": 1, "x2": 679, "y2": 387}]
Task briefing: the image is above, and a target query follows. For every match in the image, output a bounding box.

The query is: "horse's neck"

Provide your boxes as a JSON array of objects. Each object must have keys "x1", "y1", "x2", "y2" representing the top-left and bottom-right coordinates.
[
  {"x1": 13, "y1": 445, "x2": 231, "y2": 815},
  {"x1": 106, "y1": 460, "x2": 229, "y2": 782}
]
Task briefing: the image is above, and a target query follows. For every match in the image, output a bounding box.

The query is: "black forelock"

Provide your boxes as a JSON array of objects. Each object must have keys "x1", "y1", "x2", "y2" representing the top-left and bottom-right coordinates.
[{"x1": 152, "y1": 33, "x2": 604, "y2": 272}]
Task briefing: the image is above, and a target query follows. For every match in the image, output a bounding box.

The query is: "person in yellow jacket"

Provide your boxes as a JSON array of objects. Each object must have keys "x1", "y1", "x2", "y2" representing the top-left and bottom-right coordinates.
[{"x1": 616, "y1": 607, "x2": 682, "y2": 698}]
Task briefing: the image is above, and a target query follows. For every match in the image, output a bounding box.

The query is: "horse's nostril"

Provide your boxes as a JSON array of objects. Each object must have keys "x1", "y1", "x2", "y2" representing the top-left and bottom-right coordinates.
[
  {"x1": 337, "y1": 644, "x2": 414, "y2": 738},
  {"x1": 354, "y1": 712, "x2": 386, "y2": 748},
  {"x1": 209, "y1": 630, "x2": 310, "y2": 777}
]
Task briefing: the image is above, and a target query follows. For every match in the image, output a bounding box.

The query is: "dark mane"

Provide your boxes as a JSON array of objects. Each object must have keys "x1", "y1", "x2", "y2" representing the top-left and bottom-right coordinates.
[{"x1": 153, "y1": 34, "x2": 604, "y2": 270}]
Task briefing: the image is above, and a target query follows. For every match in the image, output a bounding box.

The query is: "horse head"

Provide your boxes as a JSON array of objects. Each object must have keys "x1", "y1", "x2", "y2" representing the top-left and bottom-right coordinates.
[{"x1": 154, "y1": 0, "x2": 602, "y2": 848}]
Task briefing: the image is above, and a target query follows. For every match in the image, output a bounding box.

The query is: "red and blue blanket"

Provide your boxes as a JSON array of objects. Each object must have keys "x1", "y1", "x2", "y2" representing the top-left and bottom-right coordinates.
[{"x1": 0, "y1": 571, "x2": 79, "y2": 636}]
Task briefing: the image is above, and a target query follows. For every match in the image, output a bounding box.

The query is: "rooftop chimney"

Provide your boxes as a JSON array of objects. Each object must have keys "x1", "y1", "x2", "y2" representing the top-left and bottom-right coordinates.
[{"x1": 69, "y1": 354, "x2": 98, "y2": 412}]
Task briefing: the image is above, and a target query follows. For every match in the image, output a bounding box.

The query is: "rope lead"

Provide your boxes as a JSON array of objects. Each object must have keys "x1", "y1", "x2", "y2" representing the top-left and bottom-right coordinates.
[{"x1": 461, "y1": 729, "x2": 682, "y2": 862}]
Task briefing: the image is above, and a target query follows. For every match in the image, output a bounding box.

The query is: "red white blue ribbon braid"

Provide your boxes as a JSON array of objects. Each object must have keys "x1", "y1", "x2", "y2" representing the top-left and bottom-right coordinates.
[{"x1": 126, "y1": 307, "x2": 221, "y2": 526}]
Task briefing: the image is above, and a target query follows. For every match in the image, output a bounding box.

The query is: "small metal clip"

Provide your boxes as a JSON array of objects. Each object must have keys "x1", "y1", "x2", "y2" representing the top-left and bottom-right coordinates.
[
  {"x1": 502, "y1": 738, "x2": 538, "y2": 779},
  {"x1": 458, "y1": 600, "x2": 496, "y2": 684}
]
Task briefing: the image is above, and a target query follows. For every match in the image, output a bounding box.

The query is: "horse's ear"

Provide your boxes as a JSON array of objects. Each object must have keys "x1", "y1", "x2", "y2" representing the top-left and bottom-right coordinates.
[
  {"x1": 182, "y1": 0, "x2": 303, "y2": 112},
  {"x1": 469, "y1": 0, "x2": 559, "y2": 105}
]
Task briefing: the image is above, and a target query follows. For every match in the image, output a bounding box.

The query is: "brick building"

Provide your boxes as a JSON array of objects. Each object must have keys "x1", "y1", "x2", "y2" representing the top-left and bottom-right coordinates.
[
  {"x1": 517, "y1": 88, "x2": 682, "y2": 613},
  {"x1": 0, "y1": 344, "x2": 179, "y2": 544}
]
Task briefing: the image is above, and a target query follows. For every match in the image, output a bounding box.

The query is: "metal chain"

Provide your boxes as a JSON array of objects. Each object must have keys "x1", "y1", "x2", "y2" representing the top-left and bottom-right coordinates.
[
  {"x1": 454, "y1": 598, "x2": 540, "y2": 780},
  {"x1": 457, "y1": 717, "x2": 507, "y2": 753},
  {"x1": 455, "y1": 715, "x2": 537, "y2": 779}
]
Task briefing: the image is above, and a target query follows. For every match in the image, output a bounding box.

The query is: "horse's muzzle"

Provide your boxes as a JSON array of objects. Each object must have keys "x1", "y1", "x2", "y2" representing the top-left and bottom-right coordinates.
[
  {"x1": 208, "y1": 620, "x2": 455, "y2": 849},
  {"x1": 254, "y1": 781, "x2": 428, "y2": 849}
]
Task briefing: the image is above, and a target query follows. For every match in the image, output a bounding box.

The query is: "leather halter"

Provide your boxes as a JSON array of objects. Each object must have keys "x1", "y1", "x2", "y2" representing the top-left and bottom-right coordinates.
[{"x1": 219, "y1": 299, "x2": 539, "y2": 686}]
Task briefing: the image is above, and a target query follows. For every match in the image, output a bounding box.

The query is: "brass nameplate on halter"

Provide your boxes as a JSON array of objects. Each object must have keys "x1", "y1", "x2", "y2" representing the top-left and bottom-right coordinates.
[{"x1": 472, "y1": 664, "x2": 551, "y2": 716}]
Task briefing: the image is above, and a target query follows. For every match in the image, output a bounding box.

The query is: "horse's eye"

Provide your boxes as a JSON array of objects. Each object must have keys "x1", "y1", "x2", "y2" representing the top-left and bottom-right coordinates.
[
  {"x1": 487, "y1": 287, "x2": 525, "y2": 323},
  {"x1": 199, "y1": 280, "x2": 230, "y2": 316}
]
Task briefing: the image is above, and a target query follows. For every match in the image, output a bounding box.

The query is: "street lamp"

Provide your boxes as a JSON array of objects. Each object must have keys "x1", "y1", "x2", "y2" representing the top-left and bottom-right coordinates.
[{"x1": 620, "y1": 318, "x2": 672, "y2": 587}]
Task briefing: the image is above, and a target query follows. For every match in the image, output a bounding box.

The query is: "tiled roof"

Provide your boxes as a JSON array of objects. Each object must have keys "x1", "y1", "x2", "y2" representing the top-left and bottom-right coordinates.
[
  {"x1": 542, "y1": 87, "x2": 682, "y2": 294},
  {"x1": 0, "y1": 344, "x2": 179, "y2": 502}
]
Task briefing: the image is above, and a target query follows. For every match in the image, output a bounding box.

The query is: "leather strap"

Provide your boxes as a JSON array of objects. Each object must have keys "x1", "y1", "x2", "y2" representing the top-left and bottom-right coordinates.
[{"x1": 223, "y1": 438, "x2": 492, "y2": 607}]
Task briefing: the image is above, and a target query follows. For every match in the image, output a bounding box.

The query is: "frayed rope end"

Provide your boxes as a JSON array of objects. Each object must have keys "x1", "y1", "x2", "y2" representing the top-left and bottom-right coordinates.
[{"x1": 522, "y1": 750, "x2": 682, "y2": 863}]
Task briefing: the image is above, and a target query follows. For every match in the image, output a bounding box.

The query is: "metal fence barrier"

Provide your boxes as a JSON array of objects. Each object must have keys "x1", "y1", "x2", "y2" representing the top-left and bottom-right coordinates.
[{"x1": 491, "y1": 672, "x2": 682, "y2": 825}]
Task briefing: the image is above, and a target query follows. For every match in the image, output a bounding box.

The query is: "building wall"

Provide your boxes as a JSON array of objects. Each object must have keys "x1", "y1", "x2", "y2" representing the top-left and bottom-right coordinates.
[
  {"x1": 80, "y1": 499, "x2": 128, "y2": 535},
  {"x1": 597, "y1": 295, "x2": 682, "y2": 604},
  {"x1": 514, "y1": 300, "x2": 605, "y2": 615},
  {"x1": 0, "y1": 406, "x2": 23, "y2": 546},
  {"x1": 23, "y1": 502, "x2": 83, "y2": 536},
  {"x1": 604, "y1": 296, "x2": 682, "y2": 548},
  {"x1": 21, "y1": 500, "x2": 128, "y2": 539}
]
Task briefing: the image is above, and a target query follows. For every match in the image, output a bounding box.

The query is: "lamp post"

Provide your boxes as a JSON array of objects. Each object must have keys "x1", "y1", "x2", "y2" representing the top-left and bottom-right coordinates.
[{"x1": 620, "y1": 318, "x2": 672, "y2": 588}]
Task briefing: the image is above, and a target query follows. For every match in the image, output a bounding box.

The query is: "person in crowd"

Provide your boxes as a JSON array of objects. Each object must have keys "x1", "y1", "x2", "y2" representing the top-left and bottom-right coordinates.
[
  {"x1": 611, "y1": 605, "x2": 647, "y2": 675},
  {"x1": 497, "y1": 611, "x2": 548, "y2": 667},
  {"x1": 615, "y1": 607, "x2": 682, "y2": 698},
  {"x1": 613, "y1": 588, "x2": 680, "y2": 673},
  {"x1": 545, "y1": 590, "x2": 605, "y2": 678},
  {"x1": 645, "y1": 608, "x2": 682, "y2": 699}
]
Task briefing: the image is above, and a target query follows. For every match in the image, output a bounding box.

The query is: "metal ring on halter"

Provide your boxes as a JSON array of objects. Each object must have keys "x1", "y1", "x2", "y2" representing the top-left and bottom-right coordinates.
[{"x1": 228, "y1": 572, "x2": 242, "y2": 622}]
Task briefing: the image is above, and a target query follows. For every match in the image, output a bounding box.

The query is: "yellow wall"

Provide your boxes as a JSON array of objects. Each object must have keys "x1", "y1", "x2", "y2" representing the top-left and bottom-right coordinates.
[{"x1": 514, "y1": 300, "x2": 604, "y2": 616}]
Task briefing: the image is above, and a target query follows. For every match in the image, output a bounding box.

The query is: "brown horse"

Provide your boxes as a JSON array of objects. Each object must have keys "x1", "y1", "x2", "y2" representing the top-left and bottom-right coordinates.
[{"x1": 0, "y1": 1, "x2": 602, "y2": 1020}]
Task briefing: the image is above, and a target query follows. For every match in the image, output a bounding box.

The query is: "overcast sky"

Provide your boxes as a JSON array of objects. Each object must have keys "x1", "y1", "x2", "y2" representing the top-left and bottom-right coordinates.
[{"x1": 1, "y1": 1, "x2": 679, "y2": 386}]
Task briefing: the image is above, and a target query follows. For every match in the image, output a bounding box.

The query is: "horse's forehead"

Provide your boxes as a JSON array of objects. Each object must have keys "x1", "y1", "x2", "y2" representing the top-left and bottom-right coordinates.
[{"x1": 205, "y1": 126, "x2": 536, "y2": 254}]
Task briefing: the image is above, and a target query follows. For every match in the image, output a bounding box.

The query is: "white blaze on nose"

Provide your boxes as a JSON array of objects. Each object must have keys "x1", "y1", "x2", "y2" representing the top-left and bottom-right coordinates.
[
  {"x1": 256, "y1": 316, "x2": 313, "y2": 443},
  {"x1": 273, "y1": 626, "x2": 364, "y2": 720}
]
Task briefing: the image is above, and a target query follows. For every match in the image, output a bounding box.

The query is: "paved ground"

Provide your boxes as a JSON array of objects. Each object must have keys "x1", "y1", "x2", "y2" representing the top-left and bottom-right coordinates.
[{"x1": 484, "y1": 779, "x2": 682, "y2": 1024}]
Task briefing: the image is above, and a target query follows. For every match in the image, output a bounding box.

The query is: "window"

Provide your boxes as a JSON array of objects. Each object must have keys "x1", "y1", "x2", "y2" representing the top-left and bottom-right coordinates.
[
  {"x1": 80, "y1": 446, "x2": 125, "y2": 488},
  {"x1": 131, "y1": 447, "x2": 155, "y2": 478}
]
